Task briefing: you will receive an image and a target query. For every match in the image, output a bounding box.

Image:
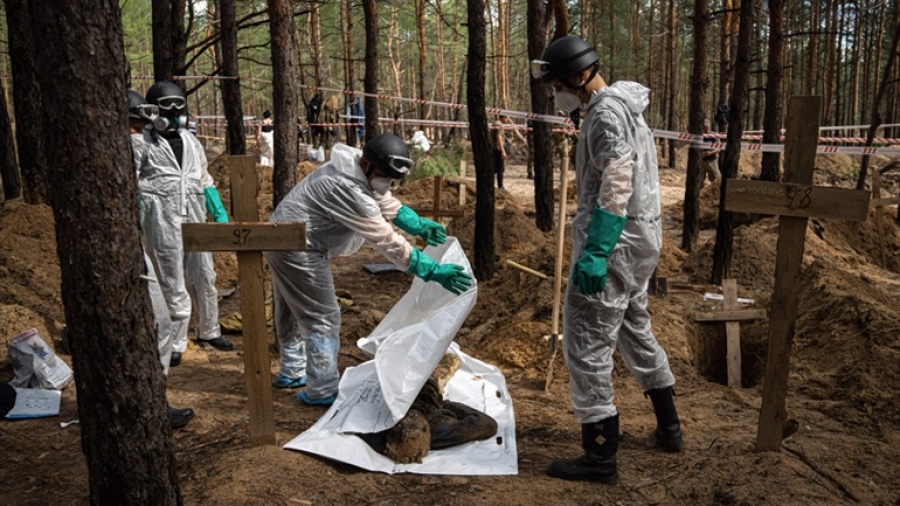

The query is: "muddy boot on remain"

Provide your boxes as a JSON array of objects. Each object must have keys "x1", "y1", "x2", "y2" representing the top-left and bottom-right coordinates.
[
  {"x1": 547, "y1": 414, "x2": 618, "y2": 483},
  {"x1": 646, "y1": 386, "x2": 683, "y2": 452}
]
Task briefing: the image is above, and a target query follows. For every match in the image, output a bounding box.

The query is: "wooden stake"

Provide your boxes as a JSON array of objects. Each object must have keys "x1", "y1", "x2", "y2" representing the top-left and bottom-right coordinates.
[
  {"x1": 723, "y1": 279, "x2": 741, "y2": 388},
  {"x1": 545, "y1": 138, "x2": 569, "y2": 391}
]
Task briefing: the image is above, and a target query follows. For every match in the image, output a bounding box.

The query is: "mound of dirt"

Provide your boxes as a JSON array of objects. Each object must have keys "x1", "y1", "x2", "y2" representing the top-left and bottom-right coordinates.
[
  {"x1": 0, "y1": 202, "x2": 65, "y2": 328},
  {"x1": 683, "y1": 218, "x2": 781, "y2": 291},
  {"x1": 793, "y1": 256, "x2": 900, "y2": 429}
]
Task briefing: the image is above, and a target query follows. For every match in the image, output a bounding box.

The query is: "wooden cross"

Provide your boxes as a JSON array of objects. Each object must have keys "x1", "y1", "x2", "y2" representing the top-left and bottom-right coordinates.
[
  {"x1": 723, "y1": 97, "x2": 871, "y2": 451},
  {"x1": 694, "y1": 279, "x2": 766, "y2": 388},
  {"x1": 411, "y1": 175, "x2": 465, "y2": 222},
  {"x1": 182, "y1": 155, "x2": 306, "y2": 446}
]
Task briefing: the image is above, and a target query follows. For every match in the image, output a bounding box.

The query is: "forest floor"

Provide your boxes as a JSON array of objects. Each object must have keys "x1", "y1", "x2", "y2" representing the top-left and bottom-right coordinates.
[{"x1": 1, "y1": 146, "x2": 900, "y2": 505}]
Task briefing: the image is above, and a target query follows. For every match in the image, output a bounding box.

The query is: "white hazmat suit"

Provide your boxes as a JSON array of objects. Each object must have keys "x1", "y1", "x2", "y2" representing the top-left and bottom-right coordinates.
[
  {"x1": 264, "y1": 144, "x2": 414, "y2": 401},
  {"x1": 135, "y1": 128, "x2": 224, "y2": 353},
  {"x1": 564, "y1": 81, "x2": 675, "y2": 424},
  {"x1": 132, "y1": 132, "x2": 175, "y2": 374}
]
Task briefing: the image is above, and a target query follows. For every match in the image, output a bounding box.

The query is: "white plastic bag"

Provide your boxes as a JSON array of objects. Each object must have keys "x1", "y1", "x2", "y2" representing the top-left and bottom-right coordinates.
[
  {"x1": 409, "y1": 130, "x2": 431, "y2": 152},
  {"x1": 7, "y1": 328, "x2": 73, "y2": 390},
  {"x1": 307, "y1": 144, "x2": 325, "y2": 162}
]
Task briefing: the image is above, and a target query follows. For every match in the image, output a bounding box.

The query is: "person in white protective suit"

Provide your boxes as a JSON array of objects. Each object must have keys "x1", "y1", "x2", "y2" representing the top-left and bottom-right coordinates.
[
  {"x1": 264, "y1": 134, "x2": 473, "y2": 407},
  {"x1": 531, "y1": 36, "x2": 683, "y2": 483},
  {"x1": 256, "y1": 110, "x2": 275, "y2": 167},
  {"x1": 128, "y1": 89, "x2": 194, "y2": 429},
  {"x1": 139, "y1": 81, "x2": 235, "y2": 367}
]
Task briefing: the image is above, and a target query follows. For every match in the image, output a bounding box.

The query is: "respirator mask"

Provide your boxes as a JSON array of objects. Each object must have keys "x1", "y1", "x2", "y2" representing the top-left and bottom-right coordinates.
[
  {"x1": 370, "y1": 177, "x2": 393, "y2": 195},
  {"x1": 152, "y1": 95, "x2": 187, "y2": 133}
]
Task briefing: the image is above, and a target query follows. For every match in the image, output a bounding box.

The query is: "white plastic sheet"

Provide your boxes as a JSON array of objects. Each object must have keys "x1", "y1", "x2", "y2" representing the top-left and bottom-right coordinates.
[{"x1": 284, "y1": 239, "x2": 518, "y2": 475}]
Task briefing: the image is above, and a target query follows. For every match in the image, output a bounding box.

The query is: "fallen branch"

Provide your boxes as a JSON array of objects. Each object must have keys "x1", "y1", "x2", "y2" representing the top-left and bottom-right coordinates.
[{"x1": 783, "y1": 444, "x2": 861, "y2": 503}]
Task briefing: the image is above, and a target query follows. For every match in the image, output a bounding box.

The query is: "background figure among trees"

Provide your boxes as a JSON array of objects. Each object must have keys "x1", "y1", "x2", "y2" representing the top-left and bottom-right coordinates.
[{"x1": 257, "y1": 110, "x2": 275, "y2": 168}]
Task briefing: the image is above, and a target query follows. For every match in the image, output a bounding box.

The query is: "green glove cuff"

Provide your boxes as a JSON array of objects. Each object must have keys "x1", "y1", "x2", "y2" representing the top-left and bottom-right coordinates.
[
  {"x1": 406, "y1": 248, "x2": 437, "y2": 280},
  {"x1": 394, "y1": 205, "x2": 423, "y2": 236},
  {"x1": 204, "y1": 186, "x2": 229, "y2": 223},
  {"x1": 584, "y1": 207, "x2": 627, "y2": 257}
]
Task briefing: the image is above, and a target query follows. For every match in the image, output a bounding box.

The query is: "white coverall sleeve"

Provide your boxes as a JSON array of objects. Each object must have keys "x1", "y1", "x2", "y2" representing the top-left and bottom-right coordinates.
[
  {"x1": 374, "y1": 190, "x2": 403, "y2": 221},
  {"x1": 195, "y1": 135, "x2": 214, "y2": 188},
  {"x1": 327, "y1": 186, "x2": 413, "y2": 270},
  {"x1": 587, "y1": 109, "x2": 634, "y2": 217}
]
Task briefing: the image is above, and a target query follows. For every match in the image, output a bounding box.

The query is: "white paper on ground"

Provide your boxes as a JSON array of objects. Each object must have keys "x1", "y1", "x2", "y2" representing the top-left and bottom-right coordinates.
[
  {"x1": 285, "y1": 238, "x2": 517, "y2": 475},
  {"x1": 5, "y1": 388, "x2": 61, "y2": 419}
]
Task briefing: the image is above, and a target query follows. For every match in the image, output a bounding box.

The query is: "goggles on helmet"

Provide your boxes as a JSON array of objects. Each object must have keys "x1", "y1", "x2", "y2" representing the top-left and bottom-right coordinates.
[
  {"x1": 530, "y1": 60, "x2": 551, "y2": 80},
  {"x1": 132, "y1": 104, "x2": 159, "y2": 122},
  {"x1": 155, "y1": 95, "x2": 186, "y2": 111},
  {"x1": 385, "y1": 155, "x2": 413, "y2": 177}
]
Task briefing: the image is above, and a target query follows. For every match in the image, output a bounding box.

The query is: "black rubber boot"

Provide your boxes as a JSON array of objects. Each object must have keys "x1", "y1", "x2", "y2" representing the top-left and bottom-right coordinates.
[
  {"x1": 547, "y1": 414, "x2": 619, "y2": 483},
  {"x1": 167, "y1": 404, "x2": 195, "y2": 429},
  {"x1": 646, "y1": 386, "x2": 683, "y2": 452}
]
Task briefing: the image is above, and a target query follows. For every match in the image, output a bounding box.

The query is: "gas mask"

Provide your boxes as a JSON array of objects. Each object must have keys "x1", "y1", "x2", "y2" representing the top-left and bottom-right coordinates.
[
  {"x1": 152, "y1": 114, "x2": 187, "y2": 133},
  {"x1": 370, "y1": 177, "x2": 393, "y2": 195},
  {"x1": 152, "y1": 95, "x2": 187, "y2": 133},
  {"x1": 554, "y1": 91, "x2": 583, "y2": 115}
]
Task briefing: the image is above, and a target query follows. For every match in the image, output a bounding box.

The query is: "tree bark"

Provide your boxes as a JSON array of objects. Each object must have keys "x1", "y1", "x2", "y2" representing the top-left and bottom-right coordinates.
[
  {"x1": 219, "y1": 0, "x2": 245, "y2": 155},
  {"x1": 856, "y1": 12, "x2": 900, "y2": 190},
  {"x1": 0, "y1": 76, "x2": 21, "y2": 201},
  {"x1": 267, "y1": 0, "x2": 299, "y2": 207},
  {"x1": 711, "y1": 0, "x2": 753, "y2": 284},
  {"x1": 340, "y1": 0, "x2": 357, "y2": 146},
  {"x1": 528, "y1": 0, "x2": 555, "y2": 232},
  {"x1": 363, "y1": 0, "x2": 379, "y2": 142},
  {"x1": 4, "y1": 0, "x2": 48, "y2": 204},
  {"x1": 29, "y1": 1, "x2": 180, "y2": 503},
  {"x1": 417, "y1": 0, "x2": 428, "y2": 120},
  {"x1": 666, "y1": 0, "x2": 677, "y2": 166},
  {"x1": 468, "y1": 0, "x2": 495, "y2": 280},
  {"x1": 760, "y1": 0, "x2": 785, "y2": 182},
  {"x1": 151, "y1": 0, "x2": 187, "y2": 81},
  {"x1": 682, "y1": 0, "x2": 710, "y2": 252}
]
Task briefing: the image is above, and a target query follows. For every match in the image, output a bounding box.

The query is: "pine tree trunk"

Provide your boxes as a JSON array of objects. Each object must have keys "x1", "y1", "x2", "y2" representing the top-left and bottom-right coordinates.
[
  {"x1": 267, "y1": 0, "x2": 299, "y2": 207},
  {"x1": 682, "y1": 0, "x2": 710, "y2": 252},
  {"x1": 29, "y1": 1, "x2": 181, "y2": 503},
  {"x1": 468, "y1": 0, "x2": 495, "y2": 280},
  {"x1": 4, "y1": 0, "x2": 48, "y2": 204},
  {"x1": 363, "y1": 0, "x2": 379, "y2": 141},
  {"x1": 849, "y1": 0, "x2": 862, "y2": 127},
  {"x1": 527, "y1": 0, "x2": 555, "y2": 233},
  {"x1": 340, "y1": 1, "x2": 357, "y2": 146},
  {"x1": 711, "y1": 0, "x2": 753, "y2": 284},
  {"x1": 666, "y1": 0, "x2": 677, "y2": 166},
  {"x1": 219, "y1": 0, "x2": 245, "y2": 155},
  {"x1": 0, "y1": 77, "x2": 20, "y2": 201},
  {"x1": 807, "y1": 0, "x2": 819, "y2": 95},
  {"x1": 152, "y1": 0, "x2": 175, "y2": 80},
  {"x1": 417, "y1": 0, "x2": 427, "y2": 120},
  {"x1": 310, "y1": 1, "x2": 322, "y2": 87},
  {"x1": 761, "y1": 0, "x2": 784, "y2": 182}
]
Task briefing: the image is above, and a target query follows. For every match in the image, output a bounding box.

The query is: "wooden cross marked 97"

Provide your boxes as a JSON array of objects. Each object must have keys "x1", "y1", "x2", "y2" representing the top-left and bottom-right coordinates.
[{"x1": 182, "y1": 155, "x2": 305, "y2": 446}]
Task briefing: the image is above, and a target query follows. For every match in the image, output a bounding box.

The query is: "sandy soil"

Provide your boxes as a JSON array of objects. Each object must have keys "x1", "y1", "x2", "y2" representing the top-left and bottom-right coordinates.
[{"x1": 2, "y1": 147, "x2": 900, "y2": 505}]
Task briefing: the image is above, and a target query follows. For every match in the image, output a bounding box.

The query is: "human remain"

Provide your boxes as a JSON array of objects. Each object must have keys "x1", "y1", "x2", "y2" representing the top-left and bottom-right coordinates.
[
  {"x1": 256, "y1": 110, "x2": 274, "y2": 168},
  {"x1": 701, "y1": 119, "x2": 721, "y2": 185},
  {"x1": 531, "y1": 36, "x2": 683, "y2": 483},
  {"x1": 263, "y1": 134, "x2": 473, "y2": 407},
  {"x1": 127, "y1": 89, "x2": 195, "y2": 429},
  {"x1": 139, "y1": 81, "x2": 235, "y2": 367}
]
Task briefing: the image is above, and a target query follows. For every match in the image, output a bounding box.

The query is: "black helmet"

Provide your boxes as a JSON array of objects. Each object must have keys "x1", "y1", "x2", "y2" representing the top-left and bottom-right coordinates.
[
  {"x1": 362, "y1": 134, "x2": 413, "y2": 179},
  {"x1": 531, "y1": 36, "x2": 599, "y2": 84},
  {"x1": 145, "y1": 80, "x2": 186, "y2": 111},
  {"x1": 127, "y1": 90, "x2": 146, "y2": 120},
  {"x1": 127, "y1": 89, "x2": 158, "y2": 122}
]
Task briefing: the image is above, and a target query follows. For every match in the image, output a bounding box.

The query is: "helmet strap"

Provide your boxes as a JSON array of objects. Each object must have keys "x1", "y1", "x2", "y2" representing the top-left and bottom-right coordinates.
[{"x1": 560, "y1": 62, "x2": 600, "y2": 95}]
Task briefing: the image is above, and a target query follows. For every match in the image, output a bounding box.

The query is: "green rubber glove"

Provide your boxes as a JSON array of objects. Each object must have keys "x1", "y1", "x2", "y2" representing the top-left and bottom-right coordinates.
[
  {"x1": 204, "y1": 186, "x2": 229, "y2": 223},
  {"x1": 572, "y1": 207, "x2": 626, "y2": 295},
  {"x1": 394, "y1": 205, "x2": 447, "y2": 246},
  {"x1": 406, "y1": 249, "x2": 473, "y2": 295}
]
